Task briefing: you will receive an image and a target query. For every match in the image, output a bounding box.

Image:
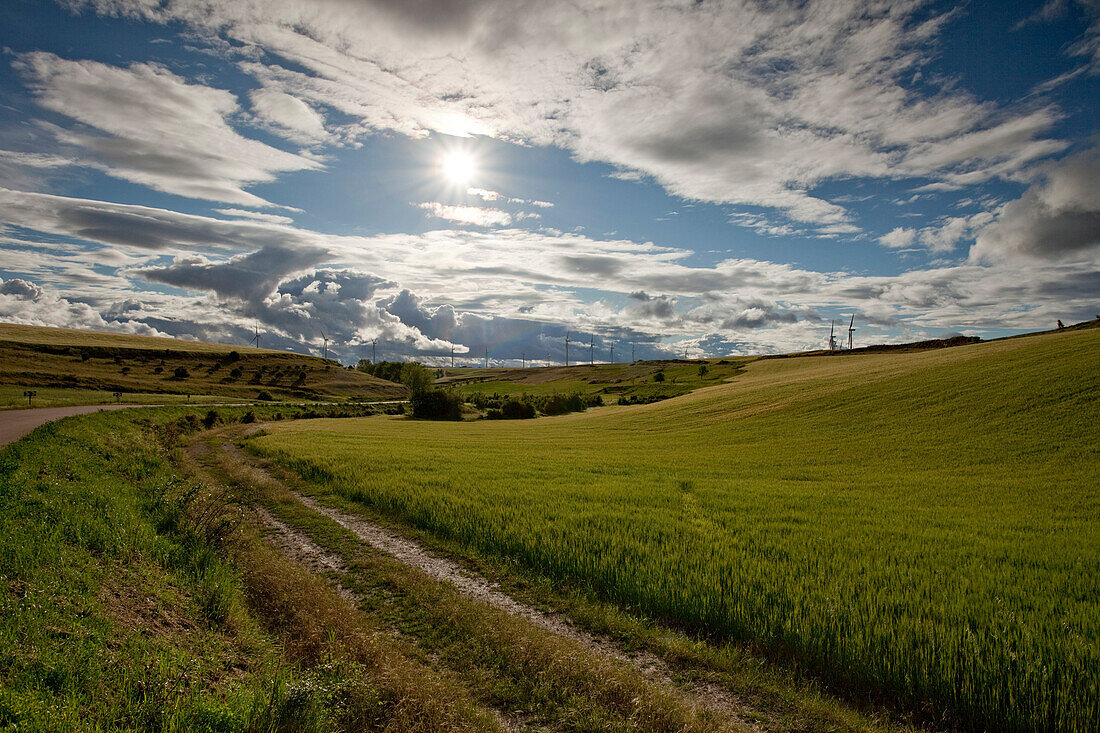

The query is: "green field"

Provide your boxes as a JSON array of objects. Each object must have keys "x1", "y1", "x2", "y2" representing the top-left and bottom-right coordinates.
[
  {"x1": 0, "y1": 324, "x2": 406, "y2": 405},
  {"x1": 437, "y1": 358, "x2": 750, "y2": 402},
  {"x1": 247, "y1": 328, "x2": 1100, "y2": 731}
]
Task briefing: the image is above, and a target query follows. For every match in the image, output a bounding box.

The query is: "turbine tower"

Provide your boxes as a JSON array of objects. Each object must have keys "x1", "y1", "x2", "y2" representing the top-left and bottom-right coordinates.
[
  {"x1": 565, "y1": 332, "x2": 572, "y2": 366},
  {"x1": 319, "y1": 330, "x2": 329, "y2": 360},
  {"x1": 847, "y1": 314, "x2": 856, "y2": 350},
  {"x1": 249, "y1": 323, "x2": 261, "y2": 348},
  {"x1": 828, "y1": 320, "x2": 837, "y2": 351}
]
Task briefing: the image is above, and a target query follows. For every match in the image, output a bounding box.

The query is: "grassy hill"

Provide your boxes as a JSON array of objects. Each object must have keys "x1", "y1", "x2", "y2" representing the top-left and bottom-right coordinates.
[
  {"x1": 249, "y1": 326, "x2": 1100, "y2": 732},
  {"x1": 437, "y1": 357, "x2": 752, "y2": 403},
  {"x1": 0, "y1": 324, "x2": 407, "y2": 407}
]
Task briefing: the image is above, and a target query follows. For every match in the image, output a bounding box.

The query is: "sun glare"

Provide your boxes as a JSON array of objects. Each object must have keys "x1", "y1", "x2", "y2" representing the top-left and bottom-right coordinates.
[{"x1": 441, "y1": 151, "x2": 476, "y2": 185}]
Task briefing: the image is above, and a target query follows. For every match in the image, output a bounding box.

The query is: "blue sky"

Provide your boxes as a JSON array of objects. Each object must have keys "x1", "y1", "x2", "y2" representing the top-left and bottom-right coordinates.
[{"x1": 0, "y1": 0, "x2": 1098, "y2": 364}]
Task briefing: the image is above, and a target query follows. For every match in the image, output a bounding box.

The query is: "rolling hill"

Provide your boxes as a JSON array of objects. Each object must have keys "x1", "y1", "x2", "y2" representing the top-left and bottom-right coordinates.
[{"x1": 0, "y1": 323, "x2": 407, "y2": 406}]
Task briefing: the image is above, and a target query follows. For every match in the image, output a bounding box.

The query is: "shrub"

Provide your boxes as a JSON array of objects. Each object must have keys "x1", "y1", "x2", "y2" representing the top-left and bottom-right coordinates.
[
  {"x1": 488, "y1": 399, "x2": 536, "y2": 420},
  {"x1": 241, "y1": 409, "x2": 257, "y2": 424},
  {"x1": 229, "y1": 367, "x2": 243, "y2": 379},
  {"x1": 698, "y1": 364, "x2": 708, "y2": 376},
  {"x1": 410, "y1": 389, "x2": 462, "y2": 420},
  {"x1": 653, "y1": 371, "x2": 665, "y2": 382},
  {"x1": 202, "y1": 410, "x2": 220, "y2": 429},
  {"x1": 172, "y1": 366, "x2": 190, "y2": 380},
  {"x1": 256, "y1": 390, "x2": 274, "y2": 401},
  {"x1": 154, "y1": 366, "x2": 163, "y2": 374}
]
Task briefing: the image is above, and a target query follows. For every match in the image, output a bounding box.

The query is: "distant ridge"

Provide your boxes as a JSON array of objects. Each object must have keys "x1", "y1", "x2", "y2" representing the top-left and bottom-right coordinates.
[{"x1": 0, "y1": 323, "x2": 406, "y2": 402}]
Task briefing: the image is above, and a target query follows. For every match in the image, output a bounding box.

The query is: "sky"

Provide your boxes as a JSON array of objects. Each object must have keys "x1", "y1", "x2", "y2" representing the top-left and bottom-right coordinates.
[{"x1": 0, "y1": 0, "x2": 1098, "y2": 365}]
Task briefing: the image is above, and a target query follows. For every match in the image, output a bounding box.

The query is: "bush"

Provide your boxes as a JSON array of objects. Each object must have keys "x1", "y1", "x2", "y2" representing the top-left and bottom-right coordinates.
[
  {"x1": 540, "y1": 393, "x2": 587, "y2": 416},
  {"x1": 241, "y1": 409, "x2": 256, "y2": 424},
  {"x1": 488, "y1": 399, "x2": 536, "y2": 420},
  {"x1": 410, "y1": 389, "x2": 462, "y2": 420},
  {"x1": 256, "y1": 390, "x2": 274, "y2": 401},
  {"x1": 653, "y1": 371, "x2": 665, "y2": 382},
  {"x1": 172, "y1": 366, "x2": 190, "y2": 380},
  {"x1": 202, "y1": 410, "x2": 220, "y2": 429},
  {"x1": 698, "y1": 364, "x2": 708, "y2": 376}
]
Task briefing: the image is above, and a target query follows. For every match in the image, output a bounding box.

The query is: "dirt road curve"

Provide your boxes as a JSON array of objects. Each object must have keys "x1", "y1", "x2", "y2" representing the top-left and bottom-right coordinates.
[{"x1": 0, "y1": 405, "x2": 138, "y2": 449}]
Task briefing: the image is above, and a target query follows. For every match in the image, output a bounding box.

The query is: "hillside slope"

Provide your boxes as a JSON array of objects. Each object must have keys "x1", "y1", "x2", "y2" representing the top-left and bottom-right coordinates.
[
  {"x1": 249, "y1": 327, "x2": 1100, "y2": 732},
  {"x1": 0, "y1": 324, "x2": 407, "y2": 404}
]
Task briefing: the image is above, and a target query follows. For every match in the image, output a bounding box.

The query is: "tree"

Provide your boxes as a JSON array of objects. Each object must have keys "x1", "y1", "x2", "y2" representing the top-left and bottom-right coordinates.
[{"x1": 400, "y1": 362, "x2": 435, "y2": 395}]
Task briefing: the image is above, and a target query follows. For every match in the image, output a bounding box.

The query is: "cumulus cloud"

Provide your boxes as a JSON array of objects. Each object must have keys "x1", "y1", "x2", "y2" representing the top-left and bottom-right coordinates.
[
  {"x1": 14, "y1": 52, "x2": 320, "y2": 207},
  {"x1": 971, "y1": 147, "x2": 1100, "y2": 261},
  {"x1": 1, "y1": 276, "x2": 113, "y2": 331},
  {"x1": 879, "y1": 227, "x2": 918, "y2": 249}
]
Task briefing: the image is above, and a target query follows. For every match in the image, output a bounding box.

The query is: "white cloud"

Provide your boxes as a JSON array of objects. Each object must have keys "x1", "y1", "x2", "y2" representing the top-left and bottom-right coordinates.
[
  {"x1": 71, "y1": 0, "x2": 1069, "y2": 233},
  {"x1": 416, "y1": 201, "x2": 513, "y2": 227},
  {"x1": 14, "y1": 52, "x2": 321, "y2": 207},
  {"x1": 879, "y1": 227, "x2": 917, "y2": 249},
  {"x1": 249, "y1": 88, "x2": 329, "y2": 143},
  {"x1": 3, "y1": 185, "x2": 1097, "y2": 359},
  {"x1": 214, "y1": 208, "x2": 296, "y2": 224}
]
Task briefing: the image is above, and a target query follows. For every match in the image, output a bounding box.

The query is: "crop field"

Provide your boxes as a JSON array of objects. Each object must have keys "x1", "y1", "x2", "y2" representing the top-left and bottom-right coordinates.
[
  {"x1": 438, "y1": 358, "x2": 750, "y2": 401},
  {"x1": 247, "y1": 328, "x2": 1100, "y2": 732}
]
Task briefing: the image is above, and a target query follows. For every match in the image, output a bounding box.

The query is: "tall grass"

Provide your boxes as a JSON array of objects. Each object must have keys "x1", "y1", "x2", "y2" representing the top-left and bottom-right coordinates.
[{"x1": 251, "y1": 329, "x2": 1100, "y2": 732}]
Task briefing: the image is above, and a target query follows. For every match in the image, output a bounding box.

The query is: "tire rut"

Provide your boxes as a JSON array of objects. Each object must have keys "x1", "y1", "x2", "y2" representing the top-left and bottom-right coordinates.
[{"x1": 222, "y1": 439, "x2": 763, "y2": 731}]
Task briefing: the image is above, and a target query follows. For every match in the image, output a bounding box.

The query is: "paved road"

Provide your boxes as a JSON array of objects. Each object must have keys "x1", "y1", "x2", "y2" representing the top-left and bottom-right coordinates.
[{"x1": 0, "y1": 404, "x2": 143, "y2": 449}]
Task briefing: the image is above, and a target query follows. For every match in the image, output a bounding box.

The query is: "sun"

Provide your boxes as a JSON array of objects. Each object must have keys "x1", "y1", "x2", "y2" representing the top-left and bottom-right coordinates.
[{"x1": 441, "y1": 151, "x2": 477, "y2": 185}]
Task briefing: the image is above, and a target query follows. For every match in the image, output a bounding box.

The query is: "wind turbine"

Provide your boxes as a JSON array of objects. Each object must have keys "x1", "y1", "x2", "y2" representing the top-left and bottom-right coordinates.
[
  {"x1": 589, "y1": 335, "x2": 594, "y2": 365},
  {"x1": 565, "y1": 332, "x2": 572, "y2": 366},
  {"x1": 249, "y1": 323, "x2": 261, "y2": 348},
  {"x1": 319, "y1": 330, "x2": 329, "y2": 360},
  {"x1": 828, "y1": 320, "x2": 837, "y2": 351},
  {"x1": 847, "y1": 314, "x2": 856, "y2": 350}
]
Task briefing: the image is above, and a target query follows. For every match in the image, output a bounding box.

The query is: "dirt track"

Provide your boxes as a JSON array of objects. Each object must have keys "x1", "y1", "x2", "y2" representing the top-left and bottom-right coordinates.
[
  {"x1": 0, "y1": 405, "x2": 140, "y2": 449},
  {"x1": 212, "y1": 439, "x2": 762, "y2": 731}
]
